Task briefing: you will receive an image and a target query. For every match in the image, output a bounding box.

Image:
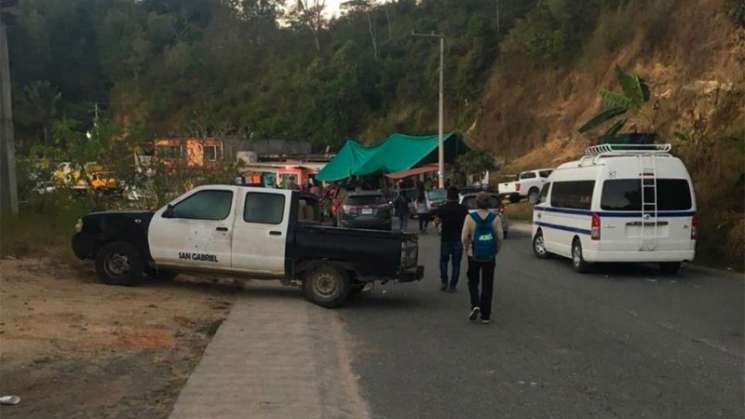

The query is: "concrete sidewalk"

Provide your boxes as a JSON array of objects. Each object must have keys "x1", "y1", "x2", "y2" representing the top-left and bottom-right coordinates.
[{"x1": 168, "y1": 284, "x2": 369, "y2": 419}]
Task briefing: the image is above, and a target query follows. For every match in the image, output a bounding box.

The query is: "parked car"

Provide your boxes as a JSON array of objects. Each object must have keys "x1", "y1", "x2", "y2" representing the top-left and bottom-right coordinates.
[
  {"x1": 499, "y1": 168, "x2": 553, "y2": 204},
  {"x1": 531, "y1": 144, "x2": 696, "y2": 274},
  {"x1": 459, "y1": 192, "x2": 510, "y2": 238},
  {"x1": 425, "y1": 188, "x2": 448, "y2": 212},
  {"x1": 337, "y1": 190, "x2": 393, "y2": 230},
  {"x1": 72, "y1": 185, "x2": 423, "y2": 307}
]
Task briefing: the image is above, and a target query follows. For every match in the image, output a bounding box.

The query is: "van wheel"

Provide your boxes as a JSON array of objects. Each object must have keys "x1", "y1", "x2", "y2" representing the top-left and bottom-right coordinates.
[
  {"x1": 303, "y1": 266, "x2": 351, "y2": 308},
  {"x1": 571, "y1": 239, "x2": 590, "y2": 273},
  {"x1": 659, "y1": 262, "x2": 681, "y2": 275},
  {"x1": 96, "y1": 242, "x2": 144, "y2": 286},
  {"x1": 528, "y1": 188, "x2": 540, "y2": 205},
  {"x1": 532, "y1": 231, "x2": 549, "y2": 259}
]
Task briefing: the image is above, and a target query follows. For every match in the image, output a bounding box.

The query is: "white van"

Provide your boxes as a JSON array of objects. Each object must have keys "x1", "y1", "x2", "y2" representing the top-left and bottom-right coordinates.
[{"x1": 531, "y1": 144, "x2": 697, "y2": 274}]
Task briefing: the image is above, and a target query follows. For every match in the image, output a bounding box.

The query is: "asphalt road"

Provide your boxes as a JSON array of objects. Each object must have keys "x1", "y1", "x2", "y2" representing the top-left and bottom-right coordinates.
[{"x1": 339, "y1": 225, "x2": 744, "y2": 419}]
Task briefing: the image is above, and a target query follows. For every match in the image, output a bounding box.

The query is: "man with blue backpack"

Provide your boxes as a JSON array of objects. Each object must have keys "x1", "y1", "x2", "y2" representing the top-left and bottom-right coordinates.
[{"x1": 461, "y1": 192, "x2": 504, "y2": 323}]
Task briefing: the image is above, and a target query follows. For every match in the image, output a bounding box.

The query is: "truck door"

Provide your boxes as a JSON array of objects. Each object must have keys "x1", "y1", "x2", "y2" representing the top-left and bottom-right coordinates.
[
  {"x1": 231, "y1": 190, "x2": 290, "y2": 275},
  {"x1": 149, "y1": 188, "x2": 235, "y2": 270}
]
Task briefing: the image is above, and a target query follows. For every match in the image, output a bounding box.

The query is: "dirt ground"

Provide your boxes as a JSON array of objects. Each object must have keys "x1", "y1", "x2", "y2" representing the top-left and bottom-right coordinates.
[{"x1": 0, "y1": 256, "x2": 236, "y2": 419}]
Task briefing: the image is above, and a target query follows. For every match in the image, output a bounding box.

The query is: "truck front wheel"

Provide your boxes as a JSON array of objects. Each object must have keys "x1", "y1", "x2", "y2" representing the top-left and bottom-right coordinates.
[
  {"x1": 95, "y1": 241, "x2": 145, "y2": 286},
  {"x1": 303, "y1": 266, "x2": 351, "y2": 308}
]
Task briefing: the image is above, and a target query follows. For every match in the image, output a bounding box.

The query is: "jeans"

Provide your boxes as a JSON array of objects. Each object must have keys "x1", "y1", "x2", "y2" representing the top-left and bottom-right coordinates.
[
  {"x1": 467, "y1": 257, "x2": 496, "y2": 319},
  {"x1": 398, "y1": 215, "x2": 408, "y2": 231},
  {"x1": 439, "y1": 241, "x2": 463, "y2": 288},
  {"x1": 418, "y1": 214, "x2": 429, "y2": 231}
]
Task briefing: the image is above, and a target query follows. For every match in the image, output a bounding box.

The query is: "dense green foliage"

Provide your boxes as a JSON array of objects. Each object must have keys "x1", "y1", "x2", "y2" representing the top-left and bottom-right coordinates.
[
  {"x1": 10, "y1": 0, "x2": 638, "y2": 150},
  {"x1": 8, "y1": 0, "x2": 737, "y2": 151}
]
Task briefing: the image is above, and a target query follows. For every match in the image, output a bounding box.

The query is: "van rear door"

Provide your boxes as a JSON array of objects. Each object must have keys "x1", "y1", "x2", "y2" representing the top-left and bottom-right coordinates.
[{"x1": 599, "y1": 178, "x2": 695, "y2": 251}]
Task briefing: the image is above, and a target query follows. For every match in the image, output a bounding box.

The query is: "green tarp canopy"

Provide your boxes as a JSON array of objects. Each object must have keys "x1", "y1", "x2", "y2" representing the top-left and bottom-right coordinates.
[{"x1": 316, "y1": 132, "x2": 464, "y2": 182}]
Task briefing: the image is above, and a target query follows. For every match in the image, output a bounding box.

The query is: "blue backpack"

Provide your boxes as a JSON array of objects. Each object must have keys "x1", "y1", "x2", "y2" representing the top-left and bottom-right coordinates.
[{"x1": 470, "y1": 212, "x2": 498, "y2": 261}]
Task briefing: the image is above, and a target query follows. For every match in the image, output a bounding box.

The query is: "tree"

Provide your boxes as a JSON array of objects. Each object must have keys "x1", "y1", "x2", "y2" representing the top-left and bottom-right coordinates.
[
  {"x1": 15, "y1": 80, "x2": 60, "y2": 145},
  {"x1": 342, "y1": 0, "x2": 378, "y2": 60},
  {"x1": 578, "y1": 66, "x2": 653, "y2": 138},
  {"x1": 288, "y1": 0, "x2": 326, "y2": 52},
  {"x1": 452, "y1": 150, "x2": 497, "y2": 186}
]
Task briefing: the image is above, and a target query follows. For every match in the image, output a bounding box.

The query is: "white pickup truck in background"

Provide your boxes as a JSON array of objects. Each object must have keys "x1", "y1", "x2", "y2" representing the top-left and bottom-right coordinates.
[{"x1": 499, "y1": 168, "x2": 554, "y2": 204}]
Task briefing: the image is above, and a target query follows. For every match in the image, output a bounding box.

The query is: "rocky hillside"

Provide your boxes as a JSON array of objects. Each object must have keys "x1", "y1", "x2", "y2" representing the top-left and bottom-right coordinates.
[{"x1": 468, "y1": 0, "x2": 744, "y2": 268}]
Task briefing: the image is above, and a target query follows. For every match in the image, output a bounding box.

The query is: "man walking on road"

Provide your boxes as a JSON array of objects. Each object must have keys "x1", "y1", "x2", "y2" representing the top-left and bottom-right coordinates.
[
  {"x1": 462, "y1": 192, "x2": 504, "y2": 323},
  {"x1": 434, "y1": 187, "x2": 468, "y2": 292}
]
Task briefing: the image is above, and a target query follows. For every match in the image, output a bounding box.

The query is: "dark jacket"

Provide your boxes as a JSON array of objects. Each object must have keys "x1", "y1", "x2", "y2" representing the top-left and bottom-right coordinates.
[{"x1": 436, "y1": 200, "x2": 468, "y2": 242}]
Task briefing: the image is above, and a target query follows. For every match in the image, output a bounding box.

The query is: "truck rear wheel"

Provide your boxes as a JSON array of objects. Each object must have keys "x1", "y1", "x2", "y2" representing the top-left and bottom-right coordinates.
[
  {"x1": 303, "y1": 266, "x2": 351, "y2": 308},
  {"x1": 95, "y1": 241, "x2": 144, "y2": 286}
]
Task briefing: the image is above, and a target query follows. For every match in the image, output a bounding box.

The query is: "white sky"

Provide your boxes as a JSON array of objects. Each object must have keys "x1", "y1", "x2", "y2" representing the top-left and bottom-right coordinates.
[{"x1": 324, "y1": 0, "x2": 344, "y2": 18}]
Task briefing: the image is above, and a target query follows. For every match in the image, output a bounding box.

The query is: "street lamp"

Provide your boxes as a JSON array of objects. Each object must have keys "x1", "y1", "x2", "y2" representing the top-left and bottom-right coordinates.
[{"x1": 412, "y1": 31, "x2": 445, "y2": 189}]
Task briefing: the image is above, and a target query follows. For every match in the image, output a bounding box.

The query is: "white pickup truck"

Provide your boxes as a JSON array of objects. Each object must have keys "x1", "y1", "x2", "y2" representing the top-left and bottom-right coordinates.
[
  {"x1": 72, "y1": 185, "x2": 423, "y2": 307},
  {"x1": 499, "y1": 168, "x2": 553, "y2": 204}
]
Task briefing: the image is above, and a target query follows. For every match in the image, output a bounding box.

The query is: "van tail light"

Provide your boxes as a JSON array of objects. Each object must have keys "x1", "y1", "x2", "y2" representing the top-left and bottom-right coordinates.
[
  {"x1": 591, "y1": 213, "x2": 601, "y2": 241},
  {"x1": 691, "y1": 214, "x2": 698, "y2": 240},
  {"x1": 516, "y1": 182, "x2": 521, "y2": 192}
]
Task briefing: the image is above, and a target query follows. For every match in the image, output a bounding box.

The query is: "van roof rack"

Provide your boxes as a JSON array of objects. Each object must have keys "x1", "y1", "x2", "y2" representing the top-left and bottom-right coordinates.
[
  {"x1": 578, "y1": 143, "x2": 672, "y2": 166},
  {"x1": 584, "y1": 143, "x2": 672, "y2": 156}
]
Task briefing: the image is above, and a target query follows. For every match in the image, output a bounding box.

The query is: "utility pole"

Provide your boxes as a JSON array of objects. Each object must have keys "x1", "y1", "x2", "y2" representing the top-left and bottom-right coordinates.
[
  {"x1": 412, "y1": 31, "x2": 446, "y2": 189},
  {"x1": 0, "y1": 0, "x2": 19, "y2": 217}
]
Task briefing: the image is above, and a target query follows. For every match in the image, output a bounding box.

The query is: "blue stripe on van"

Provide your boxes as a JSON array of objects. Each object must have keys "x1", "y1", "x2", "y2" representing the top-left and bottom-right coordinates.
[
  {"x1": 535, "y1": 221, "x2": 591, "y2": 235},
  {"x1": 533, "y1": 207, "x2": 695, "y2": 217}
]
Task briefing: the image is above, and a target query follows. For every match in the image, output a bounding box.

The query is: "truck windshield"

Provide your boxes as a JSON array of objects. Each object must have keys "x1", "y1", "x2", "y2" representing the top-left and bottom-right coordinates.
[
  {"x1": 601, "y1": 179, "x2": 692, "y2": 211},
  {"x1": 346, "y1": 195, "x2": 385, "y2": 206}
]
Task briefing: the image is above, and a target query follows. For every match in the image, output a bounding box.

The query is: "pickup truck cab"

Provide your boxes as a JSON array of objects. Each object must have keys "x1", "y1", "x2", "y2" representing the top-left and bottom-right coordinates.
[
  {"x1": 499, "y1": 168, "x2": 553, "y2": 204},
  {"x1": 72, "y1": 185, "x2": 423, "y2": 307}
]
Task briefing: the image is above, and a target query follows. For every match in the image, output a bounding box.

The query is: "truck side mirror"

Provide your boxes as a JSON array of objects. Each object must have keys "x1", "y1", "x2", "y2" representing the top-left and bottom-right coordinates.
[{"x1": 163, "y1": 204, "x2": 175, "y2": 218}]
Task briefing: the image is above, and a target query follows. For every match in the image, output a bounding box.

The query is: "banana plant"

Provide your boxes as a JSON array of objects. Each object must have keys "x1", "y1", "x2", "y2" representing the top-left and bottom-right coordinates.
[{"x1": 579, "y1": 66, "x2": 651, "y2": 137}]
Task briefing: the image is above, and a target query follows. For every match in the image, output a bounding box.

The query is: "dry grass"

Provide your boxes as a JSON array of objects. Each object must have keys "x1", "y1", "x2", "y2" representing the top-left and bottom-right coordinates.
[{"x1": 504, "y1": 201, "x2": 534, "y2": 223}]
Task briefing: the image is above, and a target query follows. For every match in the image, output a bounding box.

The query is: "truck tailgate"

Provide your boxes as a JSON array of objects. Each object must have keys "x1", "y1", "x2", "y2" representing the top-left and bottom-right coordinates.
[{"x1": 289, "y1": 225, "x2": 409, "y2": 277}]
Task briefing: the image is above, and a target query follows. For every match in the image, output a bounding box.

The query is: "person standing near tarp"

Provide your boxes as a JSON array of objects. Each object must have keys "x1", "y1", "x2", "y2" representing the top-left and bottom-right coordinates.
[
  {"x1": 461, "y1": 192, "x2": 504, "y2": 323},
  {"x1": 415, "y1": 192, "x2": 429, "y2": 233},
  {"x1": 433, "y1": 187, "x2": 468, "y2": 292},
  {"x1": 394, "y1": 191, "x2": 411, "y2": 231}
]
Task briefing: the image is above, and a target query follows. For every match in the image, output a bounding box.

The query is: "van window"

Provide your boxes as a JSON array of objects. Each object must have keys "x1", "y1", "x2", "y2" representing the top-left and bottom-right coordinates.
[
  {"x1": 520, "y1": 172, "x2": 537, "y2": 179},
  {"x1": 550, "y1": 181, "x2": 595, "y2": 210},
  {"x1": 538, "y1": 183, "x2": 551, "y2": 204},
  {"x1": 601, "y1": 179, "x2": 692, "y2": 211}
]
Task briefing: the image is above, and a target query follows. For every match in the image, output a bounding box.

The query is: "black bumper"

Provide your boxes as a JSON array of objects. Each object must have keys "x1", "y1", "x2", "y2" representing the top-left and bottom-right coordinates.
[
  {"x1": 72, "y1": 233, "x2": 97, "y2": 260},
  {"x1": 398, "y1": 265, "x2": 424, "y2": 282}
]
